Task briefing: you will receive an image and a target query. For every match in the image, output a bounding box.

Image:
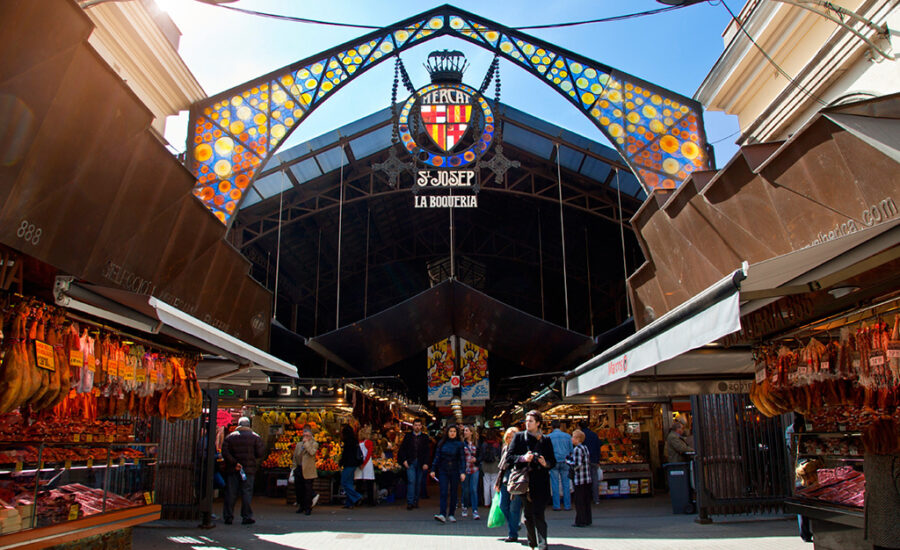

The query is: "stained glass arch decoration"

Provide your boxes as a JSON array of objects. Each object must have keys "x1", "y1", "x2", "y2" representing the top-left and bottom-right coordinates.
[{"x1": 187, "y1": 5, "x2": 711, "y2": 225}]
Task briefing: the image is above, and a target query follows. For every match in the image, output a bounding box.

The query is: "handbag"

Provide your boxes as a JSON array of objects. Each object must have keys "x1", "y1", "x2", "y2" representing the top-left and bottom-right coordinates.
[{"x1": 507, "y1": 465, "x2": 529, "y2": 495}]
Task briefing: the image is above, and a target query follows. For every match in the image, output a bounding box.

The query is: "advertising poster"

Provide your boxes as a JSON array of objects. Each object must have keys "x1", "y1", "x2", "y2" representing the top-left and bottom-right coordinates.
[
  {"x1": 460, "y1": 338, "x2": 489, "y2": 402},
  {"x1": 427, "y1": 338, "x2": 455, "y2": 403}
]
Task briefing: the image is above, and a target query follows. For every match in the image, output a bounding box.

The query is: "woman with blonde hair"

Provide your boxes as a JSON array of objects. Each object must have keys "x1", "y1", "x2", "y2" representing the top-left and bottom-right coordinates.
[
  {"x1": 355, "y1": 425, "x2": 376, "y2": 506},
  {"x1": 494, "y1": 426, "x2": 523, "y2": 543}
]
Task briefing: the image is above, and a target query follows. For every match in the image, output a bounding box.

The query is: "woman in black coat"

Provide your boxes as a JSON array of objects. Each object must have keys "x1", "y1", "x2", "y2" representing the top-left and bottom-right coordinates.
[{"x1": 506, "y1": 410, "x2": 556, "y2": 550}]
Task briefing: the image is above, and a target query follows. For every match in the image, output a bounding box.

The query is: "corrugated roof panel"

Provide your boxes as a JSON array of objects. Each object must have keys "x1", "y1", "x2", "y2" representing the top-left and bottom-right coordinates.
[
  {"x1": 503, "y1": 124, "x2": 554, "y2": 159},
  {"x1": 349, "y1": 124, "x2": 393, "y2": 159},
  {"x1": 316, "y1": 146, "x2": 349, "y2": 173},
  {"x1": 290, "y1": 157, "x2": 322, "y2": 183},
  {"x1": 254, "y1": 172, "x2": 289, "y2": 199},
  {"x1": 558, "y1": 145, "x2": 584, "y2": 172}
]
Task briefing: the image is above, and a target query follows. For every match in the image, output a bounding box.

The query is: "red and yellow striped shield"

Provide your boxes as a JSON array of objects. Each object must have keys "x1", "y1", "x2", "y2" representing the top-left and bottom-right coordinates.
[{"x1": 420, "y1": 103, "x2": 472, "y2": 152}]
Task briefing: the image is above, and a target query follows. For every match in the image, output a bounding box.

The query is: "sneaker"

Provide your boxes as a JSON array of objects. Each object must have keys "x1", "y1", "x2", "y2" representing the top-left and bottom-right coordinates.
[
  {"x1": 448, "y1": 515, "x2": 457, "y2": 523},
  {"x1": 462, "y1": 507, "x2": 468, "y2": 517},
  {"x1": 311, "y1": 494, "x2": 320, "y2": 508},
  {"x1": 224, "y1": 519, "x2": 232, "y2": 525},
  {"x1": 472, "y1": 512, "x2": 480, "y2": 520},
  {"x1": 407, "y1": 504, "x2": 414, "y2": 510},
  {"x1": 434, "y1": 514, "x2": 446, "y2": 523},
  {"x1": 241, "y1": 518, "x2": 255, "y2": 525}
]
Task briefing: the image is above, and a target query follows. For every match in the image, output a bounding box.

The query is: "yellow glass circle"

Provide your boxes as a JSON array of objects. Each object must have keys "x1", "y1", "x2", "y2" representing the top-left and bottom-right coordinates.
[
  {"x1": 194, "y1": 143, "x2": 212, "y2": 162},
  {"x1": 236, "y1": 106, "x2": 252, "y2": 121},
  {"x1": 642, "y1": 105, "x2": 658, "y2": 119},
  {"x1": 214, "y1": 137, "x2": 234, "y2": 156},
  {"x1": 662, "y1": 158, "x2": 680, "y2": 174},
  {"x1": 214, "y1": 160, "x2": 232, "y2": 178}
]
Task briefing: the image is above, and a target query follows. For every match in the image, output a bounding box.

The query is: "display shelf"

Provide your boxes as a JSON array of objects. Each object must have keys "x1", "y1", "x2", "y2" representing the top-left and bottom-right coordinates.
[
  {"x1": 0, "y1": 504, "x2": 160, "y2": 550},
  {"x1": 797, "y1": 454, "x2": 863, "y2": 460},
  {"x1": 784, "y1": 499, "x2": 863, "y2": 529}
]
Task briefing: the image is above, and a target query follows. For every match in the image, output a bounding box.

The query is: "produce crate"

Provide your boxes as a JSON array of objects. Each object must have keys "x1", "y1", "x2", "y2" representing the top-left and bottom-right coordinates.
[{"x1": 313, "y1": 477, "x2": 332, "y2": 505}]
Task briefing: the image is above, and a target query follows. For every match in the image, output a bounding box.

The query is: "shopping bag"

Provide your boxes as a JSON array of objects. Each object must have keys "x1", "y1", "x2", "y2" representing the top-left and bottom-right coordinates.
[{"x1": 487, "y1": 491, "x2": 506, "y2": 528}]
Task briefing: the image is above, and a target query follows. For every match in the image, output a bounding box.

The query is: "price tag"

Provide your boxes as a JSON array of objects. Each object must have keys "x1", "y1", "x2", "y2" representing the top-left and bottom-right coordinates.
[
  {"x1": 869, "y1": 355, "x2": 885, "y2": 367},
  {"x1": 108, "y1": 434, "x2": 115, "y2": 443},
  {"x1": 143, "y1": 491, "x2": 153, "y2": 505},
  {"x1": 755, "y1": 367, "x2": 766, "y2": 383},
  {"x1": 136, "y1": 367, "x2": 146, "y2": 383},
  {"x1": 88, "y1": 356, "x2": 96, "y2": 373},
  {"x1": 64, "y1": 460, "x2": 71, "y2": 470},
  {"x1": 86, "y1": 458, "x2": 93, "y2": 469},
  {"x1": 69, "y1": 350, "x2": 84, "y2": 369},
  {"x1": 14, "y1": 461, "x2": 22, "y2": 472},
  {"x1": 85, "y1": 434, "x2": 93, "y2": 443},
  {"x1": 819, "y1": 361, "x2": 830, "y2": 371},
  {"x1": 68, "y1": 504, "x2": 79, "y2": 521},
  {"x1": 119, "y1": 457, "x2": 126, "y2": 467},
  {"x1": 34, "y1": 341, "x2": 55, "y2": 371},
  {"x1": 887, "y1": 349, "x2": 900, "y2": 359},
  {"x1": 73, "y1": 434, "x2": 80, "y2": 443},
  {"x1": 177, "y1": 363, "x2": 186, "y2": 379},
  {"x1": 107, "y1": 359, "x2": 117, "y2": 377}
]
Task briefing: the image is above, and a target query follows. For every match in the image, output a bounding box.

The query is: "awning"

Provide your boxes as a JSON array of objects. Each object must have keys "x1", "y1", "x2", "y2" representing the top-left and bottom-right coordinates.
[
  {"x1": 53, "y1": 277, "x2": 298, "y2": 382},
  {"x1": 565, "y1": 218, "x2": 900, "y2": 397},
  {"x1": 565, "y1": 269, "x2": 746, "y2": 397},
  {"x1": 308, "y1": 279, "x2": 595, "y2": 373}
]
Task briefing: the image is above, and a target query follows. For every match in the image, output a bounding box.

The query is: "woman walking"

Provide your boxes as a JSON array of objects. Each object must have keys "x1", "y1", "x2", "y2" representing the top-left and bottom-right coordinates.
[
  {"x1": 292, "y1": 426, "x2": 319, "y2": 515},
  {"x1": 339, "y1": 424, "x2": 364, "y2": 509},
  {"x1": 566, "y1": 429, "x2": 592, "y2": 527},
  {"x1": 506, "y1": 410, "x2": 555, "y2": 550},
  {"x1": 495, "y1": 426, "x2": 523, "y2": 543},
  {"x1": 480, "y1": 429, "x2": 501, "y2": 512},
  {"x1": 355, "y1": 425, "x2": 376, "y2": 506},
  {"x1": 461, "y1": 426, "x2": 481, "y2": 519},
  {"x1": 430, "y1": 424, "x2": 465, "y2": 523}
]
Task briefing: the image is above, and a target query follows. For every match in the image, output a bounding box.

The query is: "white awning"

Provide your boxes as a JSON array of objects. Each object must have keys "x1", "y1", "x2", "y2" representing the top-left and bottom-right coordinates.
[
  {"x1": 565, "y1": 269, "x2": 745, "y2": 397},
  {"x1": 53, "y1": 277, "x2": 298, "y2": 381}
]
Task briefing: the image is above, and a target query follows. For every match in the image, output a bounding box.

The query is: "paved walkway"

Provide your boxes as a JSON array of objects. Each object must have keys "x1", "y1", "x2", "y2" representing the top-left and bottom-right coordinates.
[{"x1": 134, "y1": 496, "x2": 813, "y2": 550}]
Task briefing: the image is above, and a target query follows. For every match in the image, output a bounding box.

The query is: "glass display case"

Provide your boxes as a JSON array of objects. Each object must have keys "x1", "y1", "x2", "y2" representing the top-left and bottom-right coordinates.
[
  {"x1": 791, "y1": 432, "x2": 865, "y2": 510},
  {"x1": 0, "y1": 441, "x2": 157, "y2": 534}
]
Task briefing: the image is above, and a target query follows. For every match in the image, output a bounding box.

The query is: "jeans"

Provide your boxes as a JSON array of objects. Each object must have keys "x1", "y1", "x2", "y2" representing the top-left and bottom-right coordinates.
[
  {"x1": 482, "y1": 471, "x2": 499, "y2": 506},
  {"x1": 499, "y1": 483, "x2": 522, "y2": 540},
  {"x1": 589, "y1": 462, "x2": 600, "y2": 503},
  {"x1": 437, "y1": 470, "x2": 458, "y2": 517},
  {"x1": 573, "y1": 483, "x2": 592, "y2": 526},
  {"x1": 523, "y1": 492, "x2": 549, "y2": 549},
  {"x1": 341, "y1": 467, "x2": 362, "y2": 505},
  {"x1": 462, "y1": 471, "x2": 479, "y2": 511},
  {"x1": 406, "y1": 460, "x2": 426, "y2": 505},
  {"x1": 548, "y1": 463, "x2": 571, "y2": 509},
  {"x1": 223, "y1": 471, "x2": 254, "y2": 521}
]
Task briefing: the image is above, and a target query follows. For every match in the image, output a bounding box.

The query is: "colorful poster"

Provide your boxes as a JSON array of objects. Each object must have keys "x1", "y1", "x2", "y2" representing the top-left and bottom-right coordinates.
[
  {"x1": 427, "y1": 338, "x2": 455, "y2": 403},
  {"x1": 460, "y1": 338, "x2": 489, "y2": 402}
]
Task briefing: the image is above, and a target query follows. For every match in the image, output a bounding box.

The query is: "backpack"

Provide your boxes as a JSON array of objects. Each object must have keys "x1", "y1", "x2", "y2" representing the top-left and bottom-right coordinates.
[{"x1": 481, "y1": 442, "x2": 498, "y2": 464}]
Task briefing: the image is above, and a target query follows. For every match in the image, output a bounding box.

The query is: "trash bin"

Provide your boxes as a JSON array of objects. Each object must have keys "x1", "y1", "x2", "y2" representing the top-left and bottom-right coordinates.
[{"x1": 663, "y1": 462, "x2": 694, "y2": 514}]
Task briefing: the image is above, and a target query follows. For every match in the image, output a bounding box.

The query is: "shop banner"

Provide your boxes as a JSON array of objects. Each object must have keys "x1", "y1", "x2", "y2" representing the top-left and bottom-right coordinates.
[
  {"x1": 460, "y1": 338, "x2": 489, "y2": 402},
  {"x1": 427, "y1": 338, "x2": 455, "y2": 402}
]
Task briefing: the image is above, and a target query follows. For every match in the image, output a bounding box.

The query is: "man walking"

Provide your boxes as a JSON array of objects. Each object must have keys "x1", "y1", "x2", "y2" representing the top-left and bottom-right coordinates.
[
  {"x1": 547, "y1": 420, "x2": 573, "y2": 511},
  {"x1": 398, "y1": 419, "x2": 432, "y2": 509},
  {"x1": 579, "y1": 420, "x2": 602, "y2": 504},
  {"x1": 222, "y1": 417, "x2": 265, "y2": 525}
]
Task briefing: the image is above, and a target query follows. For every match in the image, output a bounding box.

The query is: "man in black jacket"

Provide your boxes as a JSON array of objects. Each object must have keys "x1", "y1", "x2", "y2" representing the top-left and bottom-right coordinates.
[
  {"x1": 508, "y1": 410, "x2": 556, "y2": 550},
  {"x1": 222, "y1": 417, "x2": 265, "y2": 525},
  {"x1": 397, "y1": 419, "x2": 432, "y2": 510}
]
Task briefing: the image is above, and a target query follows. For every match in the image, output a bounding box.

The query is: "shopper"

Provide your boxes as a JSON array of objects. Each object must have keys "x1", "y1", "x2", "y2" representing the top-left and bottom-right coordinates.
[
  {"x1": 430, "y1": 424, "x2": 465, "y2": 523},
  {"x1": 461, "y1": 425, "x2": 481, "y2": 519},
  {"x1": 507, "y1": 410, "x2": 556, "y2": 550},
  {"x1": 547, "y1": 420, "x2": 573, "y2": 511},
  {"x1": 864, "y1": 451, "x2": 900, "y2": 549},
  {"x1": 398, "y1": 419, "x2": 431, "y2": 510},
  {"x1": 221, "y1": 417, "x2": 265, "y2": 525},
  {"x1": 665, "y1": 421, "x2": 695, "y2": 463},
  {"x1": 480, "y1": 429, "x2": 501, "y2": 511},
  {"x1": 495, "y1": 426, "x2": 523, "y2": 543},
  {"x1": 339, "y1": 424, "x2": 364, "y2": 509},
  {"x1": 566, "y1": 429, "x2": 592, "y2": 527},
  {"x1": 355, "y1": 425, "x2": 376, "y2": 506},
  {"x1": 578, "y1": 420, "x2": 602, "y2": 504},
  {"x1": 292, "y1": 426, "x2": 319, "y2": 515}
]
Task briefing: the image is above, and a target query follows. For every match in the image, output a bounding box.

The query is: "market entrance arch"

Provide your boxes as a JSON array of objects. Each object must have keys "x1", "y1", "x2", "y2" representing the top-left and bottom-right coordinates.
[{"x1": 187, "y1": 5, "x2": 712, "y2": 225}]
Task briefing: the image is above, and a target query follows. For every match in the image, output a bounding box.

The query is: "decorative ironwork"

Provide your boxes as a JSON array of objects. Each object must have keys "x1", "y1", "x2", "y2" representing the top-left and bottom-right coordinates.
[
  {"x1": 479, "y1": 143, "x2": 520, "y2": 182},
  {"x1": 188, "y1": 5, "x2": 710, "y2": 225},
  {"x1": 371, "y1": 147, "x2": 411, "y2": 188}
]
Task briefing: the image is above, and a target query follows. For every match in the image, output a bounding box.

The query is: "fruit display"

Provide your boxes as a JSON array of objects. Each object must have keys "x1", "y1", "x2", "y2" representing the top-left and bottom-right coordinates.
[
  {"x1": 259, "y1": 410, "x2": 347, "y2": 473},
  {"x1": 597, "y1": 428, "x2": 646, "y2": 465},
  {"x1": 372, "y1": 457, "x2": 399, "y2": 473},
  {"x1": 261, "y1": 449, "x2": 292, "y2": 469}
]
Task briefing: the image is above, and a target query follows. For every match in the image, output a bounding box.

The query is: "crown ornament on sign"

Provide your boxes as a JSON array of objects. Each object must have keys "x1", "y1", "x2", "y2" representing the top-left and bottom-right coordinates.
[{"x1": 424, "y1": 50, "x2": 469, "y2": 84}]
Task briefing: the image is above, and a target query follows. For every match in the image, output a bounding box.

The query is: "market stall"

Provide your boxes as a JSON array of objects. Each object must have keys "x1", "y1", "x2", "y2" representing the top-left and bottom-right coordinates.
[
  {"x1": 749, "y1": 305, "x2": 900, "y2": 549},
  {"x1": 542, "y1": 402, "x2": 666, "y2": 498}
]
